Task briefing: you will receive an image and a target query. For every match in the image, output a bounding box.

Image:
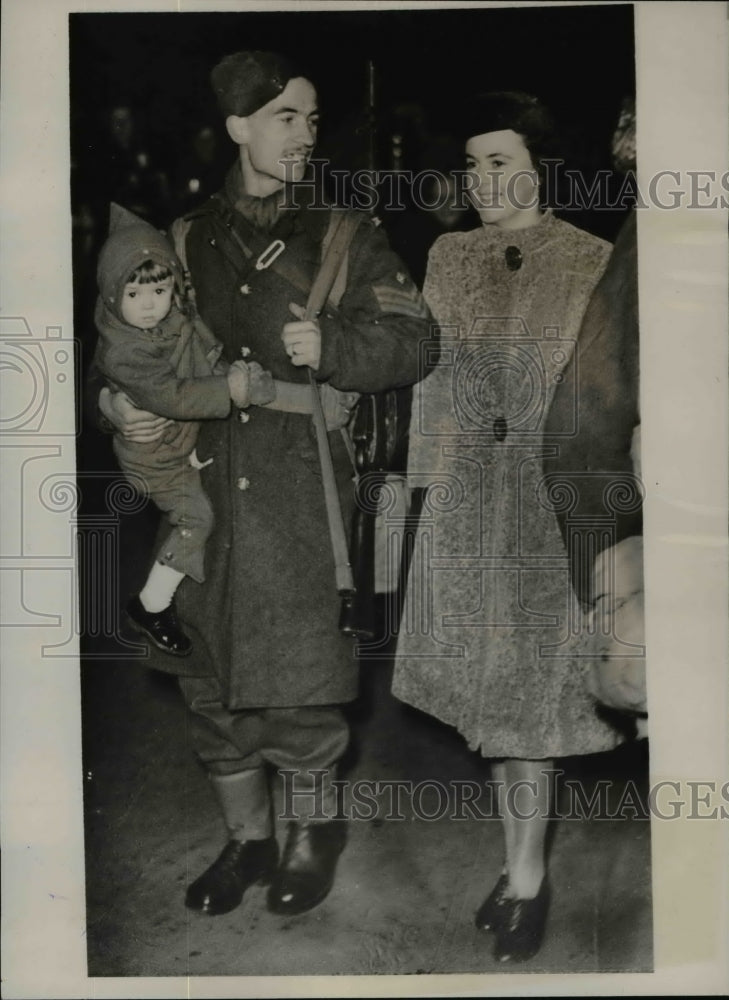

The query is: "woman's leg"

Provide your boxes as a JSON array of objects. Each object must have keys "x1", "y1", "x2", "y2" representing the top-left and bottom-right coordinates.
[
  {"x1": 502, "y1": 758, "x2": 553, "y2": 898},
  {"x1": 491, "y1": 761, "x2": 513, "y2": 876}
]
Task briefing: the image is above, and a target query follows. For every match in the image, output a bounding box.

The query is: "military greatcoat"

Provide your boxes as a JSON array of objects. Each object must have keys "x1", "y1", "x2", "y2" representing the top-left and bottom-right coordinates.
[{"x1": 144, "y1": 165, "x2": 432, "y2": 710}]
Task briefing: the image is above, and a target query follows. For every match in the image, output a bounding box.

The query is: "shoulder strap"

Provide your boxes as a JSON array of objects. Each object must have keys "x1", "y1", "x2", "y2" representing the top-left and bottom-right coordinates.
[
  {"x1": 169, "y1": 217, "x2": 192, "y2": 270},
  {"x1": 170, "y1": 206, "x2": 362, "y2": 319},
  {"x1": 307, "y1": 211, "x2": 364, "y2": 320},
  {"x1": 169, "y1": 217, "x2": 196, "y2": 308},
  {"x1": 305, "y1": 210, "x2": 363, "y2": 597}
]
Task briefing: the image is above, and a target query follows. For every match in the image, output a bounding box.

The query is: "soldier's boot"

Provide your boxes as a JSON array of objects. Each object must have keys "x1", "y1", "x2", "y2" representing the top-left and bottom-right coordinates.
[
  {"x1": 267, "y1": 818, "x2": 347, "y2": 916},
  {"x1": 185, "y1": 768, "x2": 278, "y2": 916},
  {"x1": 266, "y1": 770, "x2": 347, "y2": 916}
]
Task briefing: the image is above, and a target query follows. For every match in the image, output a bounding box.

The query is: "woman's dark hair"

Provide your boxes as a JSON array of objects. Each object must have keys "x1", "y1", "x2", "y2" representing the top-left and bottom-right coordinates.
[{"x1": 457, "y1": 91, "x2": 559, "y2": 186}]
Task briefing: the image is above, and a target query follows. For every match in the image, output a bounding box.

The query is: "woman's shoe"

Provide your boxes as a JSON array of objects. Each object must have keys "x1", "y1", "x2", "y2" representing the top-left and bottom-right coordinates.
[
  {"x1": 474, "y1": 872, "x2": 510, "y2": 931},
  {"x1": 493, "y1": 877, "x2": 550, "y2": 963}
]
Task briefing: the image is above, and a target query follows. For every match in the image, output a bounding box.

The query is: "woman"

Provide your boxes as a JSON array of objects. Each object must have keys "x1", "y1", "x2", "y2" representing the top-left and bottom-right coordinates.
[{"x1": 392, "y1": 92, "x2": 623, "y2": 963}]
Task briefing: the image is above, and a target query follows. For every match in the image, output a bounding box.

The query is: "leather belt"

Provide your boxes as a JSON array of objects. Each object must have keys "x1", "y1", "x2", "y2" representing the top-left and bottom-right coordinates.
[
  {"x1": 262, "y1": 379, "x2": 314, "y2": 414},
  {"x1": 261, "y1": 379, "x2": 360, "y2": 432}
]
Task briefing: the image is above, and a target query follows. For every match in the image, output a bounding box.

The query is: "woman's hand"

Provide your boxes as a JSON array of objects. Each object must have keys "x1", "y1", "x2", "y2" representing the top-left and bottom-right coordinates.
[
  {"x1": 99, "y1": 387, "x2": 172, "y2": 442},
  {"x1": 282, "y1": 302, "x2": 321, "y2": 370}
]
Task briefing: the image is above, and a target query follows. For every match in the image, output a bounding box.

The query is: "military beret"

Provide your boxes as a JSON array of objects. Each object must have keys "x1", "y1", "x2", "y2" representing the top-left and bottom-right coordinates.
[{"x1": 210, "y1": 50, "x2": 298, "y2": 118}]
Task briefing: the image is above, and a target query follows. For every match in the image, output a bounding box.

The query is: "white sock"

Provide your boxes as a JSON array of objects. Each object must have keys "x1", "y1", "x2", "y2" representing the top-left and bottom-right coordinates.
[{"x1": 139, "y1": 562, "x2": 186, "y2": 613}]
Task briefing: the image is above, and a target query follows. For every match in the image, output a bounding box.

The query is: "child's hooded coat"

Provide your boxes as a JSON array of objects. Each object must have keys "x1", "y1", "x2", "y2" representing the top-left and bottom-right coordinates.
[
  {"x1": 92, "y1": 204, "x2": 233, "y2": 582},
  {"x1": 94, "y1": 203, "x2": 230, "y2": 428}
]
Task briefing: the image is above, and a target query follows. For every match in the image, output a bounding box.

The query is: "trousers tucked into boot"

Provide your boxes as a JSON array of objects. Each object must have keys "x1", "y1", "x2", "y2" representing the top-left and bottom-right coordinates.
[{"x1": 180, "y1": 674, "x2": 351, "y2": 915}]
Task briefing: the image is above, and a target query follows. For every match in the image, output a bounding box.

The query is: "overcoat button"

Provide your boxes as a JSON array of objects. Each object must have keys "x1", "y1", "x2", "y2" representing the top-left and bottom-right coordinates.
[
  {"x1": 237, "y1": 477, "x2": 250, "y2": 491},
  {"x1": 493, "y1": 416, "x2": 508, "y2": 441},
  {"x1": 504, "y1": 246, "x2": 523, "y2": 271}
]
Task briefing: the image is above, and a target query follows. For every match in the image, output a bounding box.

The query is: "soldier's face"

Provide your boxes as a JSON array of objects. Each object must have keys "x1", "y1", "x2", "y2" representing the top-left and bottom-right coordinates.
[
  {"x1": 465, "y1": 129, "x2": 540, "y2": 229},
  {"x1": 240, "y1": 77, "x2": 319, "y2": 191}
]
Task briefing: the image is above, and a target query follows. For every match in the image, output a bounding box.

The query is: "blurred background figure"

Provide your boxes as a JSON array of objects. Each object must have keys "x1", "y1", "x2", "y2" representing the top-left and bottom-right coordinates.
[
  {"x1": 73, "y1": 102, "x2": 171, "y2": 298},
  {"x1": 386, "y1": 101, "x2": 430, "y2": 172},
  {"x1": 387, "y1": 134, "x2": 473, "y2": 289},
  {"x1": 172, "y1": 123, "x2": 227, "y2": 216},
  {"x1": 87, "y1": 103, "x2": 172, "y2": 229},
  {"x1": 545, "y1": 96, "x2": 646, "y2": 732},
  {"x1": 610, "y1": 95, "x2": 637, "y2": 174},
  {"x1": 72, "y1": 102, "x2": 173, "y2": 398}
]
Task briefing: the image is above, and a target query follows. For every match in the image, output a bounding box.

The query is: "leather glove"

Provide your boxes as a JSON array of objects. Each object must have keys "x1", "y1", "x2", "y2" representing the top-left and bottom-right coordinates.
[{"x1": 319, "y1": 382, "x2": 360, "y2": 431}]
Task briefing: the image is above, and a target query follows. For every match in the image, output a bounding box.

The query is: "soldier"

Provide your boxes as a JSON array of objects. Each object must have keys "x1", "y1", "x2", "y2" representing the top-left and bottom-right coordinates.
[{"x1": 93, "y1": 50, "x2": 432, "y2": 917}]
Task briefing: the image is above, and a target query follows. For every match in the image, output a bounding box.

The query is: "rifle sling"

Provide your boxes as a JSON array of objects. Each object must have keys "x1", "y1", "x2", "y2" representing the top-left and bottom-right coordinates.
[
  {"x1": 304, "y1": 211, "x2": 363, "y2": 596},
  {"x1": 224, "y1": 205, "x2": 363, "y2": 596}
]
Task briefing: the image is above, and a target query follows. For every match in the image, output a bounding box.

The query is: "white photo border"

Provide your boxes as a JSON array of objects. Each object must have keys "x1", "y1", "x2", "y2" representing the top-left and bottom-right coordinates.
[{"x1": 1, "y1": 1, "x2": 727, "y2": 996}]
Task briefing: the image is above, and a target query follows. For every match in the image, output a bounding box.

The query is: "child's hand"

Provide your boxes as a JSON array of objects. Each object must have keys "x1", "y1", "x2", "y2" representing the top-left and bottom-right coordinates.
[
  {"x1": 246, "y1": 361, "x2": 276, "y2": 406},
  {"x1": 227, "y1": 361, "x2": 252, "y2": 408},
  {"x1": 227, "y1": 361, "x2": 276, "y2": 409}
]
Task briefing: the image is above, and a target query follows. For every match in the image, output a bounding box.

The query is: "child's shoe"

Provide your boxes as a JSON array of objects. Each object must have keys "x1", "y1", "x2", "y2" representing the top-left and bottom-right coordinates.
[{"x1": 126, "y1": 595, "x2": 192, "y2": 656}]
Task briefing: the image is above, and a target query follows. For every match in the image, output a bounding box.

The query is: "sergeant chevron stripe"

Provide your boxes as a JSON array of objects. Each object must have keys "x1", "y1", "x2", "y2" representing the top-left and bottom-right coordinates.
[{"x1": 373, "y1": 283, "x2": 430, "y2": 319}]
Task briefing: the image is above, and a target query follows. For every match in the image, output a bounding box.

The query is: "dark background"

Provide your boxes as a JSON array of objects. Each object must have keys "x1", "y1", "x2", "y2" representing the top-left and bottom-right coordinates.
[
  {"x1": 70, "y1": 5, "x2": 635, "y2": 125},
  {"x1": 69, "y1": 4, "x2": 635, "y2": 241}
]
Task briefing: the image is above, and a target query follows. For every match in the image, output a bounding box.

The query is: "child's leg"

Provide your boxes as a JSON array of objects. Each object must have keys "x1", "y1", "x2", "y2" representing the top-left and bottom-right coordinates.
[
  {"x1": 152, "y1": 465, "x2": 214, "y2": 586},
  {"x1": 128, "y1": 462, "x2": 214, "y2": 655},
  {"x1": 139, "y1": 561, "x2": 186, "y2": 613},
  {"x1": 139, "y1": 466, "x2": 213, "y2": 613}
]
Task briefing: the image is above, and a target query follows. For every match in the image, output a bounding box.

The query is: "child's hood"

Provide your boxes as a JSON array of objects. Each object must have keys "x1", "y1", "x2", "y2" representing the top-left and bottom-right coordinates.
[{"x1": 96, "y1": 203, "x2": 183, "y2": 318}]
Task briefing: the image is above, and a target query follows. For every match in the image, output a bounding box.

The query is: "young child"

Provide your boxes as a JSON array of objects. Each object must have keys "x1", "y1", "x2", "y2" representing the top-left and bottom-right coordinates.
[{"x1": 93, "y1": 203, "x2": 274, "y2": 655}]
